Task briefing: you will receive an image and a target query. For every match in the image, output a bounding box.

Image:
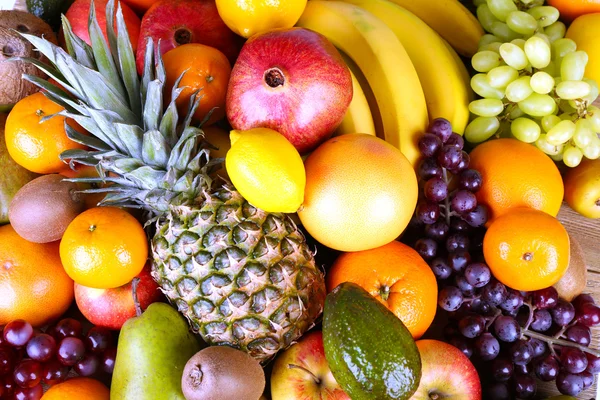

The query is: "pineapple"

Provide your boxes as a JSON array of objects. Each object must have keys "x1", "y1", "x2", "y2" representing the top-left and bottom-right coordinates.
[{"x1": 19, "y1": 0, "x2": 326, "y2": 362}]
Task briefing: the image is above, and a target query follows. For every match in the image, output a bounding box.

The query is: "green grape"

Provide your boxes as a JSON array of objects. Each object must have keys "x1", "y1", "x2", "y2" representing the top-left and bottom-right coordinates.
[
  {"x1": 499, "y1": 43, "x2": 528, "y2": 70},
  {"x1": 542, "y1": 115, "x2": 562, "y2": 132},
  {"x1": 573, "y1": 119, "x2": 594, "y2": 148},
  {"x1": 552, "y1": 38, "x2": 577, "y2": 60},
  {"x1": 488, "y1": 0, "x2": 518, "y2": 22},
  {"x1": 509, "y1": 105, "x2": 525, "y2": 120},
  {"x1": 586, "y1": 106, "x2": 600, "y2": 131},
  {"x1": 518, "y1": 93, "x2": 557, "y2": 117},
  {"x1": 546, "y1": 119, "x2": 576, "y2": 145},
  {"x1": 550, "y1": 151, "x2": 565, "y2": 162},
  {"x1": 479, "y1": 34, "x2": 501, "y2": 49},
  {"x1": 480, "y1": 42, "x2": 503, "y2": 53},
  {"x1": 527, "y1": 6, "x2": 560, "y2": 28},
  {"x1": 511, "y1": 117, "x2": 541, "y2": 143},
  {"x1": 472, "y1": 50, "x2": 502, "y2": 72},
  {"x1": 561, "y1": 51, "x2": 588, "y2": 81},
  {"x1": 506, "y1": 11, "x2": 538, "y2": 35},
  {"x1": 511, "y1": 38, "x2": 526, "y2": 49},
  {"x1": 468, "y1": 99, "x2": 505, "y2": 117},
  {"x1": 582, "y1": 78, "x2": 599, "y2": 104},
  {"x1": 563, "y1": 144, "x2": 583, "y2": 167},
  {"x1": 536, "y1": 134, "x2": 564, "y2": 155},
  {"x1": 524, "y1": 36, "x2": 551, "y2": 69},
  {"x1": 506, "y1": 76, "x2": 533, "y2": 102},
  {"x1": 477, "y1": 4, "x2": 500, "y2": 32},
  {"x1": 529, "y1": 71, "x2": 554, "y2": 94},
  {"x1": 539, "y1": 61, "x2": 557, "y2": 76},
  {"x1": 559, "y1": 108, "x2": 576, "y2": 118},
  {"x1": 556, "y1": 80, "x2": 592, "y2": 100},
  {"x1": 545, "y1": 21, "x2": 567, "y2": 43},
  {"x1": 534, "y1": 33, "x2": 551, "y2": 46},
  {"x1": 471, "y1": 74, "x2": 505, "y2": 99},
  {"x1": 582, "y1": 139, "x2": 600, "y2": 160},
  {"x1": 491, "y1": 21, "x2": 522, "y2": 42},
  {"x1": 465, "y1": 117, "x2": 500, "y2": 143},
  {"x1": 487, "y1": 65, "x2": 519, "y2": 89}
]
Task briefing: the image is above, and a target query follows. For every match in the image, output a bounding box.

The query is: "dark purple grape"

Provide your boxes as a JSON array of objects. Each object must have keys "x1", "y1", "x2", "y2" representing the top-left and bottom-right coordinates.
[
  {"x1": 424, "y1": 220, "x2": 449, "y2": 241},
  {"x1": 429, "y1": 258, "x2": 452, "y2": 280},
  {"x1": 458, "y1": 169, "x2": 483, "y2": 192},
  {"x1": 461, "y1": 204, "x2": 489, "y2": 227},
  {"x1": 428, "y1": 118, "x2": 453, "y2": 142},
  {"x1": 576, "y1": 302, "x2": 600, "y2": 327},
  {"x1": 499, "y1": 289, "x2": 524, "y2": 313},
  {"x1": 437, "y1": 145, "x2": 463, "y2": 170},
  {"x1": 52, "y1": 318, "x2": 83, "y2": 341},
  {"x1": 0, "y1": 347, "x2": 15, "y2": 375},
  {"x1": 531, "y1": 287, "x2": 559, "y2": 310},
  {"x1": 438, "y1": 286, "x2": 464, "y2": 312},
  {"x1": 491, "y1": 357, "x2": 513, "y2": 382},
  {"x1": 424, "y1": 177, "x2": 448, "y2": 202},
  {"x1": 565, "y1": 324, "x2": 591, "y2": 346},
  {"x1": 42, "y1": 360, "x2": 69, "y2": 386},
  {"x1": 445, "y1": 132, "x2": 464, "y2": 149},
  {"x1": 458, "y1": 315, "x2": 486, "y2": 338},
  {"x1": 471, "y1": 298, "x2": 494, "y2": 316},
  {"x1": 573, "y1": 294, "x2": 595, "y2": 313},
  {"x1": 57, "y1": 337, "x2": 85, "y2": 366},
  {"x1": 414, "y1": 238, "x2": 438, "y2": 261},
  {"x1": 535, "y1": 355, "x2": 560, "y2": 381},
  {"x1": 74, "y1": 354, "x2": 99, "y2": 377},
  {"x1": 482, "y1": 280, "x2": 508, "y2": 306},
  {"x1": 448, "y1": 251, "x2": 471, "y2": 273},
  {"x1": 551, "y1": 299, "x2": 576, "y2": 326},
  {"x1": 514, "y1": 374, "x2": 536, "y2": 399},
  {"x1": 528, "y1": 338, "x2": 547, "y2": 359},
  {"x1": 446, "y1": 233, "x2": 470, "y2": 253},
  {"x1": 579, "y1": 370, "x2": 595, "y2": 389},
  {"x1": 585, "y1": 353, "x2": 600, "y2": 374},
  {"x1": 561, "y1": 347, "x2": 588, "y2": 374},
  {"x1": 416, "y1": 202, "x2": 440, "y2": 225},
  {"x1": 102, "y1": 348, "x2": 117, "y2": 374},
  {"x1": 451, "y1": 190, "x2": 477, "y2": 214},
  {"x1": 488, "y1": 382, "x2": 511, "y2": 400},
  {"x1": 3, "y1": 320, "x2": 33, "y2": 347},
  {"x1": 13, "y1": 360, "x2": 42, "y2": 389},
  {"x1": 448, "y1": 336, "x2": 473, "y2": 358},
  {"x1": 2, "y1": 376, "x2": 15, "y2": 398},
  {"x1": 475, "y1": 332, "x2": 500, "y2": 360},
  {"x1": 514, "y1": 362, "x2": 531, "y2": 375},
  {"x1": 13, "y1": 384, "x2": 43, "y2": 400},
  {"x1": 464, "y1": 263, "x2": 491, "y2": 288},
  {"x1": 510, "y1": 340, "x2": 533, "y2": 365},
  {"x1": 418, "y1": 133, "x2": 443, "y2": 157},
  {"x1": 449, "y1": 216, "x2": 470, "y2": 233},
  {"x1": 530, "y1": 309, "x2": 552, "y2": 332},
  {"x1": 452, "y1": 151, "x2": 470, "y2": 173},
  {"x1": 556, "y1": 372, "x2": 584, "y2": 396},
  {"x1": 493, "y1": 316, "x2": 521, "y2": 343},
  {"x1": 25, "y1": 334, "x2": 56, "y2": 362},
  {"x1": 417, "y1": 158, "x2": 444, "y2": 180},
  {"x1": 86, "y1": 327, "x2": 114, "y2": 354},
  {"x1": 455, "y1": 275, "x2": 476, "y2": 296}
]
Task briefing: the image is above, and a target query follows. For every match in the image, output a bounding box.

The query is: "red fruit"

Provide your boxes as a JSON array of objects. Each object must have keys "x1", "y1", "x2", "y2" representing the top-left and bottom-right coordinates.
[
  {"x1": 577, "y1": 303, "x2": 600, "y2": 327},
  {"x1": 3, "y1": 320, "x2": 33, "y2": 347},
  {"x1": 13, "y1": 360, "x2": 42, "y2": 389}
]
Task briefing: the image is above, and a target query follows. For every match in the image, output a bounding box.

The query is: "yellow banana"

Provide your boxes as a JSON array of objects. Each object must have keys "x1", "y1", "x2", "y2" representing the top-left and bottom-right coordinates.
[
  {"x1": 385, "y1": 0, "x2": 484, "y2": 58},
  {"x1": 297, "y1": 0, "x2": 428, "y2": 166},
  {"x1": 334, "y1": 69, "x2": 376, "y2": 136},
  {"x1": 443, "y1": 39, "x2": 475, "y2": 134},
  {"x1": 332, "y1": 0, "x2": 472, "y2": 134}
]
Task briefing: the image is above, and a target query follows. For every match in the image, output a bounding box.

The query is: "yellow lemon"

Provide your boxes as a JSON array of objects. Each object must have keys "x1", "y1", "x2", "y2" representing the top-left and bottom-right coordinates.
[
  {"x1": 226, "y1": 128, "x2": 305, "y2": 213},
  {"x1": 566, "y1": 14, "x2": 600, "y2": 85},
  {"x1": 215, "y1": 0, "x2": 308, "y2": 39}
]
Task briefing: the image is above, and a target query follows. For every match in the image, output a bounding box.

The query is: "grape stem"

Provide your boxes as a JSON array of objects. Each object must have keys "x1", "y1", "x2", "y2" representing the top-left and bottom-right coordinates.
[
  {"x1": 522, "y1": 329, "x2": 600, "y2": 358},
  {"x1": 522, "y1": 302, "x2": 534, "y2": 331}
]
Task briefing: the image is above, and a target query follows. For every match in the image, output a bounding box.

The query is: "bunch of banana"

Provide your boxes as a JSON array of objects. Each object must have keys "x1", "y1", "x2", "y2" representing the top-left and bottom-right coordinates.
[{"x1": 297, "y1": 0, "x2": 481, "y2": 166}]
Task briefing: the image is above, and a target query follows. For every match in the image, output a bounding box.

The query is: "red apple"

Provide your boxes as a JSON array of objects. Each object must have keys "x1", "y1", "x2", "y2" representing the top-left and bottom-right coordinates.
[
  {"x1": 412, "y1": 339, "x2": 482, "y2": 399},
  {"x1": 271, "y1": 331, "x2": 350, "y2": 400},
  {"x1": 64, "y1": 0, "x2": 141, "y2": 52},
  {"x1": 74, "y1": 265, "x2": 163, "y2": 330},
  {"x1": 135, "y1": 0, "x2": 243, "y2": 75},
  {"x1": 226, "y1": 27, "x2": 353, "y2": 154},
  {"x1": 120, "y1": 0, "x2": 159, "y2": 14}
]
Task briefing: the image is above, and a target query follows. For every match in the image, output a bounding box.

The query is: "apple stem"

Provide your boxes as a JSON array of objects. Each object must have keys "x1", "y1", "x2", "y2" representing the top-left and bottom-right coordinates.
[
  {"x1": 131, "y1": 277, "x2": 143, "y2": 317},
  {"x1": 429, "y1": 393, "x2": 441, "y2": 400},
  {"x1": 265, "y1": 68, "x2": 285, "y2": 88},
  {"x1": 287, "y1": 364, "x2": 321, "y2": 385}
]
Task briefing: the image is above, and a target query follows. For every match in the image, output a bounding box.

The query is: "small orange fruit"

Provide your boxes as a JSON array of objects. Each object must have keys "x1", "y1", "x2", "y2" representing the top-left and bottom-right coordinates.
[
  {"x1": 162, "y1": 43, "x2": 232, "y2": 126},
  {"x1": 41, "y1": 377, "x2": 109, "y2": 400},
  {"x1": 298, "y1": 134, "x2": 418, "y2": 252},
  {"x1": 547, "y1": 0, "x2": 600, "y2": 22},
  {"x1": 564, "y1": 159, "x2": 600, "y2": 219},
  {"x1": 483, "y1": 208, "x2": 570, "y2": 291},
  {"x1": 0, "y1": 224, "x2": 74, "y2": 327},
  {"x1": 469, "y1": 138, "x2": 564, "y2": 224},
  {"x1": 5, "y1": 92, "x2": 88, "y2": 174},
  {"x1": 60, "y1": 207, "x2": 148, "y2": 289},
  {"x1": 327, "y1": 240, "x2": 437, "y2": 339}
]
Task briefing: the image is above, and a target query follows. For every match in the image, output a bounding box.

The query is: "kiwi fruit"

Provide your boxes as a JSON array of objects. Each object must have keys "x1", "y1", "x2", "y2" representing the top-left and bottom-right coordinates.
[
  {"x1": 182, "y1": 346, "x2": 265, "y2": 400},
  {"x1": 9, "y1": 174, "x2": 85, "y2": 243},
  {"x1": 553, "y1": 234, "x2": 588, "y2": 302}
]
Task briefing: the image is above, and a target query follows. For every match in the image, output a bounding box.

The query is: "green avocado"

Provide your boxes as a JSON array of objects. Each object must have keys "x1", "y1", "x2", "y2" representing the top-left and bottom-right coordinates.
[
  {"x1": 26, "y1": 0, "x2": 75, "y2": 30},
  {"x1": 323, "y1": 282, "x2": 421, "y2": 400}
]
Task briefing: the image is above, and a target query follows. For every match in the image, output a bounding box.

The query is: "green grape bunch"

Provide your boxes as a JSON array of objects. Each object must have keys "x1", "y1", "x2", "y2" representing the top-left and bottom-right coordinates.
[{"x1": 466, "y1": 0, "x2": 600, "y2": 168}]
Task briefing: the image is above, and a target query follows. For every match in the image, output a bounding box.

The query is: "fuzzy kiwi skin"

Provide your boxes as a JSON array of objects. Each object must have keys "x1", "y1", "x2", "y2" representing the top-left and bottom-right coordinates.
[
  {"x1": 9, "y1": 174, "x2": 85, "y2": 243},
  {"x1": 554, "y1": 235, "x2": 588, "y2": 302},
  {"x1": 182, "y1": 346, "x2": 265, "y2": 400}
]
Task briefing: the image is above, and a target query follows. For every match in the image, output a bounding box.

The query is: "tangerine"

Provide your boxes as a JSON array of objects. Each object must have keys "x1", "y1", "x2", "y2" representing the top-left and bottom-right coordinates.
[
  {"x1": 60, "y1": 207, "x2": 148, "y2": 289},
  {"x1": 483, "y1": 208, "x2": 570, "y2": 291},
  {"x1": 547, "y1": 0, "x2": 600, "y2": 22},
  {"x1": 162, "y1": 44, "x2": 231, "y2": 126},
  {"x1": 326, "y1": 240, "x2": 437, "y2": 339},
  {"x1": 469, "y1": 138, "x2": 564, "y2": 224},
  {"x1": 0, "y1": 225, "x2": 74, "y2": 327},
  {"x1": 41, "y1": 377, "x2": 109, "y2": 400}
]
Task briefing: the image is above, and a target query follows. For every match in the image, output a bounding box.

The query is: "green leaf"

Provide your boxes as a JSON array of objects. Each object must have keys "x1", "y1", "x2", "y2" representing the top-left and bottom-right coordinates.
[
  {"x1": 180, "y1": 90, "x2": 203, "y2": 135},
  {"x1": 127, "y1": 166, "x2": 166, "y2": 189},
  {"x1": 116, "y1": 3, "x2": 142, "y2": 118},
  {"x1": 159, "y1": 101, "x2": 179, "y2": 144},
  {"x1": 65, "y1": 122, "x2": 110, "y2": 150},
  {"x1": 143, "y1": 80, "x2": 162, "y2": 131},
  {"x1": 20, "y1": 74, "x2": 83, "y2": 114},
  {"x1": 60, "y1": 16, "x2": 96, "y2": 69},
  {"x1": 115, "y1": 123, "x2": 144, "y2": 160},
  {"x1": 105, "y1": 0, "x2": 119, "y2": 63},
  {"x1": 114, "y1": 158, "x2": 145, "y2": 173},
  {"x1": 141, "y1": 39, "x2": 155, "y2": 108},
  {"x1": 142, "y1": 130, "x2": 170, "y2": 167},
  {"x1": 9, "y1": 57, "x2": 72, "y2": 93}
]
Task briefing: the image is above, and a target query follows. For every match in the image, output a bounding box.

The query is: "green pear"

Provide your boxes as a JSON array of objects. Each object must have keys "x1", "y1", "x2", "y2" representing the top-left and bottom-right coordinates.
[
  {"x1": 111, "y1": 302, "x2": 202, "y2": 400},
  {"x1": 545, "y1": 396, "x2": 577, "y2": 400}
]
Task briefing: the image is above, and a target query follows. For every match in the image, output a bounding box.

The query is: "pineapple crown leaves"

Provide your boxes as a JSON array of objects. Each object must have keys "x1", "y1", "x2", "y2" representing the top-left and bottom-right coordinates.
[{"x1": 14, "y1": 0, "x2": 219, "y2": 213}]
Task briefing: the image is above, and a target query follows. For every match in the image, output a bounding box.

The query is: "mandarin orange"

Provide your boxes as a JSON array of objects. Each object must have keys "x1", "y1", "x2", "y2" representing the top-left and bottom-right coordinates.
[{"x1": 41, "y1": 377, "x2": 110, "y2": 400}]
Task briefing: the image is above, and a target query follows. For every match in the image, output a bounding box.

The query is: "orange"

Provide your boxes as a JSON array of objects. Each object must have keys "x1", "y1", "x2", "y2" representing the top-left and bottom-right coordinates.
[
  {"x1": 41, "y1": 377, "x2": 109, "y2": 400},
  {"x1": 297, "y1": 134, "x2": 418, "y2": 252},
  {"x1": 547, "y1": 0, "x2": 600, "y2": 22},
  {"x1": 469, "y1": 138, "x2": 564, "y2": 224},
  {"x1": 162, "y1": 43, "x2": 232, "y2": 126},
  {"x1": 326, "y1": 240, "x2": 437, "y2": 339},
  {"x1": 564, "y1": 159, "x2": 600, "y2": 219},
  {"x1": 483, "y1": 208, "x2": 570, "y2": 291},
  {"x1": 5, "y1": 92, "x2": 88, "y2": 174},
  {"x1": 0, "y1": 224, "x2": 74, "y2": 327},
  {"x1": 60, "y1": 207, "x2": 148, "y2": 289}
]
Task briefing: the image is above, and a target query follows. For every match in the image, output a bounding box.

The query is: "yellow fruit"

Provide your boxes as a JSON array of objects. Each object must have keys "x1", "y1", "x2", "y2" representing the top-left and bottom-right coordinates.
[
  {"x1": 566, "y1": 14, "x2": 600, "y2": 86},
  {"x1": 203, "y1": 125, "x2": 231, "y2": 179},
  {"x1": 564, "y1": 159, "x2": 600, "y2": 219},
  {"x1": 225, "y1": 128, "x2": 305, "y2": 213},
  {"x1": 215, "y1": 0, "x2": 307, "y2": 39}
]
